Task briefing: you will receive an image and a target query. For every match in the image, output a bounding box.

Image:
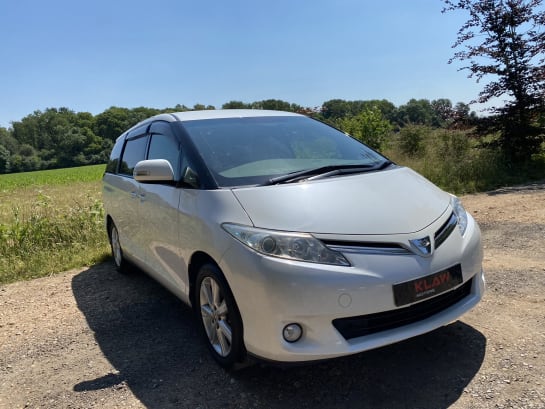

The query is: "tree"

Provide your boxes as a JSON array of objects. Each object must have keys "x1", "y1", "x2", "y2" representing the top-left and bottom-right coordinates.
[
  {"x1": 0, "y1": 144, "x2": 10, "y2": 172},
  {"x1": 443, "y1": 0, "x2": 545, "y2": 160},
  {"x1": 222, "y1": 101, "x2": 252, "y2": 109},
  {"x1": 321, "y1": 99, "x2": 398, "y2": 123},
  {"x1": 431, "y1": 98, "x2": 455, "y2": 127},
  {"x1": 321, "y1": 99, "x2": 352, "y2": 119},
  {"x1": 395, "y1": 99, "x2": 437, "y2": 126},
  {"x1": 336, "y1": 107, "x2": 393, "y2": 149},
  {"x1": 452, "y1": 102, "x2": 479, "y2": 127},
  {"x1": 0, "y1": 127, "x2": 19, "y2": 154},
  {"x1": 251, "y1": 99, "x2": 300, "y2": 112}
]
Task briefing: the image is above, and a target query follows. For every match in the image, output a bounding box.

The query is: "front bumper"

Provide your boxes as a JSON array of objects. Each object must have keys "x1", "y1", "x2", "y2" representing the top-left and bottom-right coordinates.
[{"x1": 218, "y1": 214, "x2": 484, "y2": 363}]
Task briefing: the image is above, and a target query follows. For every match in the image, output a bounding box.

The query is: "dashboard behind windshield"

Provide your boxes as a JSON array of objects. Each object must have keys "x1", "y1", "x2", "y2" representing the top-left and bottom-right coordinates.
[{"x1": 182, "y1": 116, "x2": 387, "y2": 187}]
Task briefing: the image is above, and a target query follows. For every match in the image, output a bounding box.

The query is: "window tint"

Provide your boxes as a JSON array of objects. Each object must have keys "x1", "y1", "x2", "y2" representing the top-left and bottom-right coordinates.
[
  {"x1": 148, "y1": 132, "x2": 180, "y2": 176},
  {"x1": 119, "y1": 136, "x2": 148, "y2": 176},
  {"x1": 105, "y1": 139, "x2": 124, "y2": 173}
]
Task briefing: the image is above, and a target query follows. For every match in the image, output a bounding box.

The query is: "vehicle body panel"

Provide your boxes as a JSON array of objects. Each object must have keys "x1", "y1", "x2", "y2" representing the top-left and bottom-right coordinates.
[
  {"x1": 232, "y1": 167, "x2": 450, "y2": 234},
  {"x1": 102, "y1": 109, "x2": 484, "y2": 364}
]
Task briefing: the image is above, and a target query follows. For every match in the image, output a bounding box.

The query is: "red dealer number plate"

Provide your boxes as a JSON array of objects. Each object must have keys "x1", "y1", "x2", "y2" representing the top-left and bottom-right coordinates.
[{"x1": 393, "y1": 265, "x2": 463, "y2": 307}]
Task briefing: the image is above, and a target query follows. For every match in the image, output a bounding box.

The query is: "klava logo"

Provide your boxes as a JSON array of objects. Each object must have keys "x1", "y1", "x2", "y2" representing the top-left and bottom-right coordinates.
[
  {"x1": 414, "y1": 271, "x2": 451, "y2": 294},
  {"x1": 409, "y1": 236, "x2": 433, "y2": 257}
]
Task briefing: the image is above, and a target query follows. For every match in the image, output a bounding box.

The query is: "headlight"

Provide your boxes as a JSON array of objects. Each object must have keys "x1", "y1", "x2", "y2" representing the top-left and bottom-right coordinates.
[
  {"x1": 222, "y1": 223, "x2": 351, "y2": 266},
  {"x1": 451, "y1": 196, "x2": 468, "y2": 236}
]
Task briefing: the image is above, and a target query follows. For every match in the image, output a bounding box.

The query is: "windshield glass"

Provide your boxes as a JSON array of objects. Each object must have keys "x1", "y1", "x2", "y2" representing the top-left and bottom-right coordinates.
[{"x1": 182, "y1": 115, "x2": 387, "y2": 187}]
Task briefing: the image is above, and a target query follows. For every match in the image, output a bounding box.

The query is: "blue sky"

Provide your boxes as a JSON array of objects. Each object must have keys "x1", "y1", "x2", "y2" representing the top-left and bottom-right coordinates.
[{"x1": 0, "y1": 0, "x2": 482, "y2": 127}]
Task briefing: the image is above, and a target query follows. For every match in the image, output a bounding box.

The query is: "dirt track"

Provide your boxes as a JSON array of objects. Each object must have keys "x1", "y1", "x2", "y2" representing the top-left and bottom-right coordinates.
[{"x1": 1, "y1": 184, "x2": 544, "y2": 409}]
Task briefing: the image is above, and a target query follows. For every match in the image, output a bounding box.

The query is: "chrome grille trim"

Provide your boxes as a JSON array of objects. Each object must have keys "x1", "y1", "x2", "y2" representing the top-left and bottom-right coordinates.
[
  {"x1": 434, "y1": 212, "x2": 458, "y2": 249},
  {"x1": 325, "y1": 243, "x2": 411, "y2": 256}
]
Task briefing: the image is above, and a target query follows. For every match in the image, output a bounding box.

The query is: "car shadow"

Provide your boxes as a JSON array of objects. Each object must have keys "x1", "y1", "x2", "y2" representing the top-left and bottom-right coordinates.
[{"x1": 72, "y1": 262, "x2": 486, "y2": 409}]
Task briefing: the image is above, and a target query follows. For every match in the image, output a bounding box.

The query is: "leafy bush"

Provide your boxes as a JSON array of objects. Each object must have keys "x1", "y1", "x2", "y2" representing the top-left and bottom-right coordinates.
[
  {"x1": 385, "y1": 128, "x2": 545, "y2": 194},
  {"x1": 396, "y1": 125, "x2": 430, "y2": 157}
]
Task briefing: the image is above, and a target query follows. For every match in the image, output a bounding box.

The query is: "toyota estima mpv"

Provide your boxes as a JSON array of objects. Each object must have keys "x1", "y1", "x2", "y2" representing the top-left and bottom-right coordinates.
[{"x1": 102, "y1": 109, "x2": 484, "y2": 368}]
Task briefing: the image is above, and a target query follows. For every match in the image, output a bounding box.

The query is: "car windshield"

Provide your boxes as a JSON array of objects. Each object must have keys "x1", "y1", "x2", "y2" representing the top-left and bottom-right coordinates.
[{"x1": 183, "y1": 115, "x2": 388, "y2": 187}]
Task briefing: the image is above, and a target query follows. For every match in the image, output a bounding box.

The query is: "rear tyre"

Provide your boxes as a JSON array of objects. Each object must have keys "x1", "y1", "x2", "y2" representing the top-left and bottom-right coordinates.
[
  {"x1": 108, "y1": 222, "x2": 129, "y2": 273},
  {"x1": 195, "y1": 263, "x2": 245, "y2": 368}
]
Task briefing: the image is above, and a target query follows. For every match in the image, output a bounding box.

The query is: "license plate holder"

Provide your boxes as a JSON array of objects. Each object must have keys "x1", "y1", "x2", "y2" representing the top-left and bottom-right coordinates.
[{"x1": 393, "y1": 265, "x2": 463, "y2": 307}]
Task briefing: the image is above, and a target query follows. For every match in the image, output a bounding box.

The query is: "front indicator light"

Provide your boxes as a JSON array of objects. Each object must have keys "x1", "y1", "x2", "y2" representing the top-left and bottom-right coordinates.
[{"x1": 222, "y1": 223, "x2": 350, "y2": 266}]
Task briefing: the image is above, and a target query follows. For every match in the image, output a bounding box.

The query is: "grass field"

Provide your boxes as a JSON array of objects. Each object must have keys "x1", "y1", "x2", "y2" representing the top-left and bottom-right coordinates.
[
  {"x1": 0, "y1": 164, "x2": 106, "y2": 191},
  {"x1": 0, "y1": 164, "x2": 110, "y2": 284}
]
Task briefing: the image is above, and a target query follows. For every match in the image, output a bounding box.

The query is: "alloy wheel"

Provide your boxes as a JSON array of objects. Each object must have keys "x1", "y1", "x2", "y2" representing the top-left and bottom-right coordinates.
[{"x1": 199, "y1": 276, "x2": 232, "y2": 357}]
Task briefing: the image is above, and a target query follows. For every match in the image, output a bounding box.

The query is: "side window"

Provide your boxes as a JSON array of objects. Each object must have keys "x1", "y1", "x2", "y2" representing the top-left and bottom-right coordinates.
[
  {"x1": 105, "y1": 138, "x2": 124, "y2": 174},
  {"x1": 148, "y1": 122, "x2": 181, "y2": 178},
  {"x1": 119, "y1": 135, "x2": 148, "y2": 176}
]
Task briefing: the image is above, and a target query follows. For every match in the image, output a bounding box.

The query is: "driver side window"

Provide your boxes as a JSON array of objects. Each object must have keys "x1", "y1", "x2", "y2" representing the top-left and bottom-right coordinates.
[{"x1": 147, "y1": 122, "x2": 181, "y2": 180}]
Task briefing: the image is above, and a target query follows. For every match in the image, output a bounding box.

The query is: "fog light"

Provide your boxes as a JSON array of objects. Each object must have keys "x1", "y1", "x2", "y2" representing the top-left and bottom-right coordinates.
[{"x1": 283, "y1": 323, "x2": 303, "y2": 343}]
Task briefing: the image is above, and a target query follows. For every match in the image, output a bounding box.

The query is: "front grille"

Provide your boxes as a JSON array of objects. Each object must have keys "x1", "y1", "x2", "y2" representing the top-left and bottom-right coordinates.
[
  {"x1": 324, "y1": 241, "x2": 410, "y2": 256},
  {"x1": 332, "y1": 278, "x2": 473, "y2": 340},
  {"x1": 434, "y1": 212, "x2": 457, "y2": 249}
]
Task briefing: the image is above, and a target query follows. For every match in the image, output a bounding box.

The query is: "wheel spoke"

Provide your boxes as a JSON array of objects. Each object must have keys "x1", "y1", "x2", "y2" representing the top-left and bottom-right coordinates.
[
  {"x1": 217, "y1": 324, "x2": 230, "y2": 355},
  {"x1": 200, "y1": 304, "x2": 214, "y2": 319},
  {"x1": 211, "y1": 279, "x2": 221, "y2": 307},
  {"x1": 216, "y1": 300, "x2": 228, "y2": 317},
  {"x1": 201, "y1": 280, "x2": 214, "y2": 307},
  {"x1": 218, "y1": 320, "x2": 232, "y2": 345}
]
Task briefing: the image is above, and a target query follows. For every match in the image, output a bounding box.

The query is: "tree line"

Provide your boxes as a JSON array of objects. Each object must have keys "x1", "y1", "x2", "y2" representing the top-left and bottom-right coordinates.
[{"x1": 0, "y1": 98, "x2": 479, "y2": 174}]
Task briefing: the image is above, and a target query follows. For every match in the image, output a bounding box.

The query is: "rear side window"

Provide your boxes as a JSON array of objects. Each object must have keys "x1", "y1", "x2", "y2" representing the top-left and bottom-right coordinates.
[
  {"x1": 119, "y1": 136, "x2": 148, "y2": 176},
  {"x1": 105, "y1": 139, "x2": 123, "y2": 174}
]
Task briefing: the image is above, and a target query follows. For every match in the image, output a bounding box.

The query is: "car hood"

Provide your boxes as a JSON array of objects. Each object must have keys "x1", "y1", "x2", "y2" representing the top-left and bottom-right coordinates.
[{"x1": 231, "y1": 167, "x2": 451, "y2": 235}]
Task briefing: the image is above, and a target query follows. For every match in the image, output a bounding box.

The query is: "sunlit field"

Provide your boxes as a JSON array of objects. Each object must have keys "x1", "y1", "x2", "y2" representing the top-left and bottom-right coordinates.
[{"x1": 0, "y1": 165, "x2": 110, "y2": 284}]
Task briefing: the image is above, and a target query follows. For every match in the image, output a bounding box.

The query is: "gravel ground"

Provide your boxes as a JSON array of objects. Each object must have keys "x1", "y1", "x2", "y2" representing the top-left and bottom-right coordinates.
[{"x1": 1, "y1": 184, "x2": 544, "y2": 409}]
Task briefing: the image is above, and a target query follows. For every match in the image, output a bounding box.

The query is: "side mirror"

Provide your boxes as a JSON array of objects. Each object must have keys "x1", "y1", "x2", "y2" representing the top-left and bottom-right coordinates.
[{"x1": 134, "y1": 159, "x2": 174, "y2": 182}]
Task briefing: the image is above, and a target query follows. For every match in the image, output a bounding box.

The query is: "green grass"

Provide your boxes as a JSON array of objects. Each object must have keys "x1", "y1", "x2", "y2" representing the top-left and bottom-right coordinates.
[
  {"x1": 0, "y1": 164, "x2": 105, "y2": 191},
  {"x1": 0, "y1": 165, "x2": 110, "y2": 285}
]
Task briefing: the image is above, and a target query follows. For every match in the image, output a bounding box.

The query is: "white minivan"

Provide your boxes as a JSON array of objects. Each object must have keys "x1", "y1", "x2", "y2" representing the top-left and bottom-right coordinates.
[{"x1": 103, "y1": 110, "x2": 484, "y2": 368}]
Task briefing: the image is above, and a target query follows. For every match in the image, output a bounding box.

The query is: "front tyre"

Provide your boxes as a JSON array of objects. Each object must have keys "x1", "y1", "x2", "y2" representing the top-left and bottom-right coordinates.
[{"x1": 195, "y1": 263, "x2": 245, "y2": 368}]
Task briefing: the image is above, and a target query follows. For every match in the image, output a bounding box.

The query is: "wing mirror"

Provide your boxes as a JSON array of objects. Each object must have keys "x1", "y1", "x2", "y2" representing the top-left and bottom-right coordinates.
[{"x1": 133, "y1": 159, "x2": 174, "y2": 182}]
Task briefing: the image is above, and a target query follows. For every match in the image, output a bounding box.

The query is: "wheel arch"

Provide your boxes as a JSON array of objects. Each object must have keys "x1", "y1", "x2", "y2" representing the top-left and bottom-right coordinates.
[
  {"x1": 106, "y1": 215, "x2": 114, "y2": 240},
  {"x1": 188, "y1": 251, "x2": 221, "y2": 309}
]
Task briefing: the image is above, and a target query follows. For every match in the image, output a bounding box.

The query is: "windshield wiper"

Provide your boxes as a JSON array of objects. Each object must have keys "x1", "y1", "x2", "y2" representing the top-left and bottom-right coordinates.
[
  {"x1": 262, "y1": 160, "x2": 393, "y2": 186},
  {"x1": 306, "y1": 160, "x2": 393, "y2": 181}
]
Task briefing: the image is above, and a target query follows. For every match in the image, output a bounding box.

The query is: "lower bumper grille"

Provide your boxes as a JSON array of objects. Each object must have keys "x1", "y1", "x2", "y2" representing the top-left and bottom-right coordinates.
[{"x1": 332, "y1": 278, "x2": 473, "y2": 340}]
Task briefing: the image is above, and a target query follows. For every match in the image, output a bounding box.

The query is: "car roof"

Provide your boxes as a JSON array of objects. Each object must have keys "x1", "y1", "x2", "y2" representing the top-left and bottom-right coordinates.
[
  {"x1": 171, "y1": 109, "x2": 302, "y2": 122},
  {"x1": 144, "y1": 109, "x2": 301, "y2": 125},
  {"x1": 120, "y1": 110, "x2": 304, "y2": 140}
]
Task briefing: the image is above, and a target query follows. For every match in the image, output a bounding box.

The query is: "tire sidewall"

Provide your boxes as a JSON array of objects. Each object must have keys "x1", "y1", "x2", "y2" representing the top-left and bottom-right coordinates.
[
  {"x1": 195, "y1": 263, "x2": 245, "y2": 368},
  {"x1": 108, "y1": 222, "x2": 127, "y2": 273}
]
